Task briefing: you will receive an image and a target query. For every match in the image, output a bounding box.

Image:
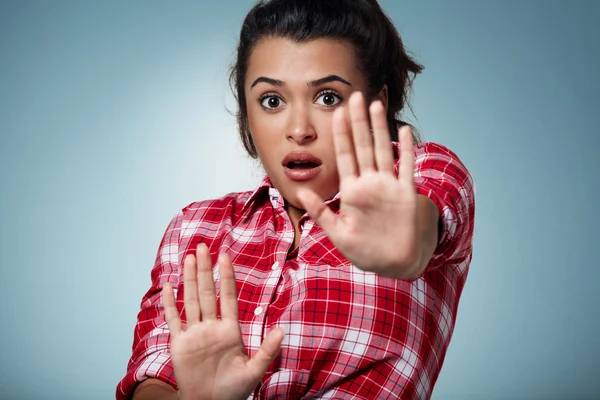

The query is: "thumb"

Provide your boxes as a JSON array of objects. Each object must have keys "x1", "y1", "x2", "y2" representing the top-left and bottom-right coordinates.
[
  {"x1": 246, "y1": 328, "x2": 285, "y2": 379},
  {"x1": 296, "y1": 188, "x2": 337, "y2": 234}
]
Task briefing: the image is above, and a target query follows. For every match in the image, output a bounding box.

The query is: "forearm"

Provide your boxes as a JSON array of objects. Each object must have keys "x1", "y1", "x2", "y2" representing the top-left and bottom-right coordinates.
[
  {"x1": 132, "y1": 378, "x2": 179, "y2": 400},
  {"x1": 406, "y1": 194, "x2": 440, "y2": 279}
]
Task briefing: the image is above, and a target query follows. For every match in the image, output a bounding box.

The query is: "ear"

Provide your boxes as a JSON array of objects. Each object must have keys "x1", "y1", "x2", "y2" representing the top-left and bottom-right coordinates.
[{"x1": 375, "y1": 84, "x2": 388, "y2": 111}]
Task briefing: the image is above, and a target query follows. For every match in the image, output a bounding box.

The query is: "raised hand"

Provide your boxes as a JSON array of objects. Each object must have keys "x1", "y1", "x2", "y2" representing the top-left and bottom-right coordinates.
[
  {"x1": 162, "y1": 244, "x2": 285, "y2": 400},
  {"x1": 298, "y1": 91, "x2": 422, "y2": 278}
]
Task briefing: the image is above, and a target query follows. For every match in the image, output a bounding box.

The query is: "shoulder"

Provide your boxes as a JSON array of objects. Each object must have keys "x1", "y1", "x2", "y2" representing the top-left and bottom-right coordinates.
[
  {"x1": 415, "y1": 141, "x2": 470, "y2": 170},
  {"x1": 156, "y1": 189, "x2": 261, "y2": 244},
  {"x1": 179, "y1": 189, "x2": 257, "y2": 222},
  {"x1": 182, "y1": 190, "x2": 254, "y2": 212},
  {"x1": 392, "y1": 140, "x2": 474, "y2": 188},
  {"x1": 414, "y1": 141, "x2": 460, "y2": 156},
  {"x1": 393, "y1": 140, "x2": 471, "y2": 169}
]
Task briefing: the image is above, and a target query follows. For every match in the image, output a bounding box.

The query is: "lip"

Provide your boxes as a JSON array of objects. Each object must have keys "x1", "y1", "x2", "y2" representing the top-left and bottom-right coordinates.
[
  {"x1": 283, "y1": 165, "x2": 322, "y2": 181},
  {"x1": 282, "y1": 151, "x2": 323, "y2": 181}
]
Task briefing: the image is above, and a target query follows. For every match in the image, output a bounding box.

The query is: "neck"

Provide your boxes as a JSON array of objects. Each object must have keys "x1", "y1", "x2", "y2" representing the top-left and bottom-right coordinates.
[
  {"x1": 285, "y1": 202, "x2": 305, "y2": 229},
  {"x1": 285, "y1": 202, "x2": 305, "y2": 249}
]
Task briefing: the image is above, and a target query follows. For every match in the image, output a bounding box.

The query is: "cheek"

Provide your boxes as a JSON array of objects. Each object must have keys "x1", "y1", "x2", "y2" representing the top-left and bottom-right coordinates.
[
  {"x1": 247, "y1": 113, "x2": 285, "y2": 168},
  {"x1": 248, "y1": 112, "x2": 273, "y2": 148},
  {"x1": 312, "y1": 113, "x2": 336, "y2": 150}
]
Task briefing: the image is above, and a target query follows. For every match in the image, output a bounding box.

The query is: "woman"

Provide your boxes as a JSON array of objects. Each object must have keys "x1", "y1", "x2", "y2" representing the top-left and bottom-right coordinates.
[{"x1": 117, "y1": 0, "x2": 475, "y2": 399}]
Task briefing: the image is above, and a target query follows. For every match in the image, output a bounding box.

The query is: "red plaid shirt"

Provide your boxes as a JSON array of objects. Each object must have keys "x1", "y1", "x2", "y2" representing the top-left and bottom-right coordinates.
[{"x1": 117, "y1": 141, "x2": 475, "y2": 400}]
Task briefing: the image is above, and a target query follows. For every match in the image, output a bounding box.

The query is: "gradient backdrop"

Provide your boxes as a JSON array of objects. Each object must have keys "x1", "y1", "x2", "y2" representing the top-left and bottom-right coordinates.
[{"x1": 1, "y1": 1, "x2": 598, "y2": 399}]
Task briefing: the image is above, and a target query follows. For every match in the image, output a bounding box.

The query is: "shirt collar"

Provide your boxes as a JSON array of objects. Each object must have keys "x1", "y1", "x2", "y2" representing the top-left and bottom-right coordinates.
[{"x1": 242, "y1": 175, "x2": 272, "y2": 213}]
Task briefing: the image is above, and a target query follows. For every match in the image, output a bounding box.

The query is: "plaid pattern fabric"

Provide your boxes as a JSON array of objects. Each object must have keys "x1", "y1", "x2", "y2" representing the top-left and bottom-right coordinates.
[{"x1": 116, "y1": 141, "x2": 475, "y2": 400}]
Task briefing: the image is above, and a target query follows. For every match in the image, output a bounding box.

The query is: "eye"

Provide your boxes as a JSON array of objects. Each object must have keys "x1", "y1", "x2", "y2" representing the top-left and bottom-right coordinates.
[
  {"x1": 315, "y1": 91, "x2": 342, "y2": 107},
  {"x1": 259, "y1": 94, "x2": 285, "y2": 110}
]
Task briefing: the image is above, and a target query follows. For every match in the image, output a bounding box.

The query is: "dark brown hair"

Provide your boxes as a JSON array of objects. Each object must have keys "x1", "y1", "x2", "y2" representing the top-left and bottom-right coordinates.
[{"x1": 229, "y1": 0, "x2": 424, "y2": 158}]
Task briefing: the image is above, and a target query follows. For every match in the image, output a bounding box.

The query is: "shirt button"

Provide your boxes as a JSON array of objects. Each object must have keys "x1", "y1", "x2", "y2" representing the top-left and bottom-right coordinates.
[
  {"x1": 254, "y1": 306, "x2": 264, "y2": 316},
  {"x1": 272, "y1": 262, "x2": 280, "y2": 270}
]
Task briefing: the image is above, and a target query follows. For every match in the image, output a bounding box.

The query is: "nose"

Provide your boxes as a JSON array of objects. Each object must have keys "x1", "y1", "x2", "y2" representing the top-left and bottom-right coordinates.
[{"x1": 286, "y1": 104, "x2": 317, "y2": 145}]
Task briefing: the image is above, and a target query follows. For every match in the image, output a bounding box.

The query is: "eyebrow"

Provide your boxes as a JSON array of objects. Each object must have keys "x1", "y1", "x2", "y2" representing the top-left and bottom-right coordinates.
[{"x1": 250, "y1": 74, "x2": 352, "y2": 88}]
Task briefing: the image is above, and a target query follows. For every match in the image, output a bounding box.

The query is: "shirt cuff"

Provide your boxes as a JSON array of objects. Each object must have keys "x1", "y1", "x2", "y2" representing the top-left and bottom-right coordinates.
[{"x1": 116, "y1": 352, "x2": 176, "y2": 400}]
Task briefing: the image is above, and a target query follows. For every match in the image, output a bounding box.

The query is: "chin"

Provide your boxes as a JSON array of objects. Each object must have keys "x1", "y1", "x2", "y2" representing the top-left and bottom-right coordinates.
[{"x1": 285, "y1": 194, "x2": 305, "y2": 210}]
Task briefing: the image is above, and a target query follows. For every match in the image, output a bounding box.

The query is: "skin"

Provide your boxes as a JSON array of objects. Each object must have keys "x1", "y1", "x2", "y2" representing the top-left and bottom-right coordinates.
[
  {"x1": 137, "y1": 37, "x2": 440, "y2": 400},
  {"x1": 245, "y1": 37, "x2": 388, "y2": 247}
]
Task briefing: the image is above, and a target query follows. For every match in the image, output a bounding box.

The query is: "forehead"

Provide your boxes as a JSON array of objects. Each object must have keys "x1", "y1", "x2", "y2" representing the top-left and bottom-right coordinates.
[{"x1": 246, "y1": 37, "x2": 364, "y2": 85}]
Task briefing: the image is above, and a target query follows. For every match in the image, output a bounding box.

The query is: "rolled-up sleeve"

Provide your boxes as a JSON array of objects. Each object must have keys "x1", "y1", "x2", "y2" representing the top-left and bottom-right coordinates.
[
  {"x1": 408, "y1": 142, "x2": 475, "y2": 269},
  {"x1": 116, "y1": 210, "x2": 184, "y2": 400}
]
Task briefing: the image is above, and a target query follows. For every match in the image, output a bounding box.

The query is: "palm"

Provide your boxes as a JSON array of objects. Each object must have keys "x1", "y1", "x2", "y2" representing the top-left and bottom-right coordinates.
[
  {"x1": 170, "y1": 320, "x2": 251, "y2": 399},
  {"x1": 162, "y1": 245, "x2": 284, "y2": 400},
  {"x1": 299, "y1": 92, "x2": 419, "y2": 276}
]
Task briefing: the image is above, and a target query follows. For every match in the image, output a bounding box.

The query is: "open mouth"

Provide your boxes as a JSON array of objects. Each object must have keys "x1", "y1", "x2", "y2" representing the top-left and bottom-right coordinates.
[
  {"x1": 285, "y1": 161, "x2": 321, "y2": 169},
  {"x1": 282, "y1": 151, "x2": 323, "y2": 181}
]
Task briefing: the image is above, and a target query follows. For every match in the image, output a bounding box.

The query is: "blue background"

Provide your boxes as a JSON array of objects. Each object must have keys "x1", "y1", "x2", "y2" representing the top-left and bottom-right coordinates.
[{"x1": 1, "y1": 1, "x2": 598, "y2": 399}]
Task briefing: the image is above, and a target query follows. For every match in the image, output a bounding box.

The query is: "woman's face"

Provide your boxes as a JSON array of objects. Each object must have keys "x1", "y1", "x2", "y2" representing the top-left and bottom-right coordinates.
[{"x1": 245, "y1": 37, "x2": 385, "y2": 212}]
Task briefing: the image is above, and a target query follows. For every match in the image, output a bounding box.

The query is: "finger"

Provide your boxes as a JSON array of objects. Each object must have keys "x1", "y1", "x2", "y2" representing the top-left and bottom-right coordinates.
[
  {"x1": 348, "y1": 92, "x2": 375, "y2": 173},
  {"x1": 296, "y1": 188, "x2": 338, "y2": 236},
  {"x1": 218, "y1": 252, "x2": 239, "y2": 321},
  {"x1": 162, "y1": 283, "x2": 182, "y2": 335},
  {"x1": 370, "y1": 100, "x2": 394, "y2": 174},
  {"x1": 398, "y1": 126, "x2": 415, "y2": 188},
  {"x1": 196, "y1": 243, "x2": 218, "y2": 321},
  {"x1": 183, "y1": 253, "x2": 201, "y2": 325},
  {"x1": 247, "y1": 328, "x2": 285, "y2": 380},
  {"x1": 332, "y1": 106, "x2": 357, "y2": 181}
]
